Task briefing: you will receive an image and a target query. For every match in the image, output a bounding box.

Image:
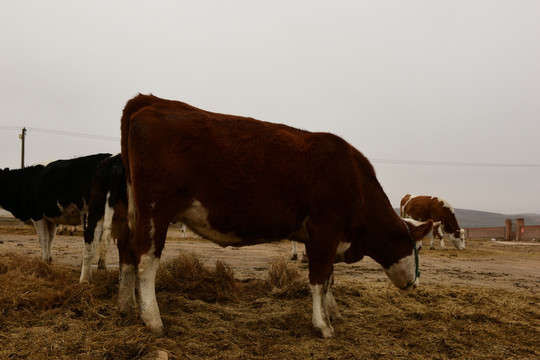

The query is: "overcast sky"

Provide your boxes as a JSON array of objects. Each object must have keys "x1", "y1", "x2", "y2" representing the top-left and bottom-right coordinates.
[{"x1": 1, "y1": 1, "x2": 539, "y2": 214}]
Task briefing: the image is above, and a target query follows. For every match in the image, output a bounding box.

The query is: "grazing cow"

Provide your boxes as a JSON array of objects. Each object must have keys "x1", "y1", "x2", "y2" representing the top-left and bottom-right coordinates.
[
  {"x1": 81, "y1": 154, "x2": 128, "y2": 283},
  {"x1": 119, "y1": 94, "x2": 433, "y2": 338},
  {"x1": 0, "y1": 153, "x2": 111, "y2": 262},
  {"x1": 400, "y1": 194, "x2": 465, "y2": 250}
]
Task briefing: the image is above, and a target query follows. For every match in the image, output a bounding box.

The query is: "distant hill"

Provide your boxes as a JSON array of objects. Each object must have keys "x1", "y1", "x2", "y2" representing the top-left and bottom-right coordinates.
[
  {"x1": 395, "y1": 208, "x2": 540, "y2": 228},
  {"x1": 454, "y1": 209, "x2": 540, "y2": 228}
]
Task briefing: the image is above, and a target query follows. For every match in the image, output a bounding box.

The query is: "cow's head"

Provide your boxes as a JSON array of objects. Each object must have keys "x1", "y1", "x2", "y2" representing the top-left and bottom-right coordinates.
[
  {"x1": 450, "y1": 229, "x2": 466, "y2": 250},
  {"x1": 382, "y1": 218, "x2": 433, "y2": 291}
]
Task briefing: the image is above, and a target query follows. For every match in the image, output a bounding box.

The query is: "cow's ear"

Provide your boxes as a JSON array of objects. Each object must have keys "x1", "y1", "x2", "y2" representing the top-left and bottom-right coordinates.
[{"x1": 404, "y1": 219, "x2": 433, "y2": 241}]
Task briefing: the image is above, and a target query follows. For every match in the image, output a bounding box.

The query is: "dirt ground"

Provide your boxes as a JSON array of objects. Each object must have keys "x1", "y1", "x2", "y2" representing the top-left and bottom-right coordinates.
[{"x1": 1, "y1": 219, "x2": 539, "y2": 359}]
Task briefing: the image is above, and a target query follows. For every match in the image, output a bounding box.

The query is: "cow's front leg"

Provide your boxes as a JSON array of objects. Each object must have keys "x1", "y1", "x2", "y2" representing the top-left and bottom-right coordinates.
[
  {"x1": 430, "y1": 233, "x2": 436, "y2": 250},
  {"x1": 118, "y1": 262, "x2": 137, "y2": 316},
  {"x1": 324, "y1": 273, "x2": 342, "y2": 321},
  {"x1": 310, "y1": 282, "x2": 335, "y2": 338},
  {"x1": 80, "y1": 218, "x2": 103, "y2": 283}
]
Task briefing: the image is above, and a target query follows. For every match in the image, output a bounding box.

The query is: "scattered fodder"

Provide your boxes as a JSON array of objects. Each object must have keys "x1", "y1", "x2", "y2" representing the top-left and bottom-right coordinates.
[
  {"x1": 1, "y1": 251, "x2": 539, "y2": 359},
  {"x1": 156, "y1": 252, "x2": 239, "y2": 302},
  {"x1": 266, "y1": 257, "x2": 309, "y2": 298}
]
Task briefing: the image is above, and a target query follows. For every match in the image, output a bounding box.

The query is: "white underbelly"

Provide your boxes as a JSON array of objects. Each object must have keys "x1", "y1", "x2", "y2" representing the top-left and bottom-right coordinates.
[
  {"x1": 178, "y1": 200, "x2": 244, "y2": 247},
  {"x1": 177, "y1": 200, "x2": 309, "y2": 247}
]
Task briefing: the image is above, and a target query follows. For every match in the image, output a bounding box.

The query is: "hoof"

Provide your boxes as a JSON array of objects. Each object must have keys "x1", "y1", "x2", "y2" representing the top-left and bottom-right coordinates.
[
  {"x1": 318, "y1": 326, "x2": 336, "y2": 339},
  {"x1": 149, "y1": 323, "x2": 167, "y2": 337},
  {"x1": 79, "y1": 277, "x2": 92, "y2": 285}
]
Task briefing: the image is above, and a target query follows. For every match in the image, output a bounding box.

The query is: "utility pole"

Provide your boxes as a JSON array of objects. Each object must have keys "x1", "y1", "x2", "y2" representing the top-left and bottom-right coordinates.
[{"x1": 19, "y1": 127, "x2": 26, "y2": 168}]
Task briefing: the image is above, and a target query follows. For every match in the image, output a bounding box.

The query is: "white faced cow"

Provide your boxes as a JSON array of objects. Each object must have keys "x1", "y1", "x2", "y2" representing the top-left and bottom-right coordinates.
[
  {"x1": 119, "y1": 94, "x2": 433, "y2": 338},
  {"x1": 400, "y1": 194, "x2": 465, "y2": 250},
  {"x1": 0, "y1": 154, "x2": 111, "y2": 263}
]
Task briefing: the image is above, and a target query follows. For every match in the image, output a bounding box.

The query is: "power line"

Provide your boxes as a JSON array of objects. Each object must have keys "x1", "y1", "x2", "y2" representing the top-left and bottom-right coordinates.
[
  {"x1": 2, "y1": 126, "x2": 539, "y2": 168},
  {"x1": 1, "y1": 126, "x2": 119, "y2": 141},
  {"x1": 28, "y1": 127, "x2": 120, "y2": 142}
]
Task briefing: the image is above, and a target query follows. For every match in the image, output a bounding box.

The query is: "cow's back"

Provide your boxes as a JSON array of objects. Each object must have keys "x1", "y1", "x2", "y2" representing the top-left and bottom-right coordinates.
[
  {"x1": 36, "y1": 153, "x2": 111, "y2": 219},
  {"x1": 401, "y1": 195, "x2": 455, "y2": 224},
  {"x1": 0, "y1": 165, "x2": 44, "y2": 221}
]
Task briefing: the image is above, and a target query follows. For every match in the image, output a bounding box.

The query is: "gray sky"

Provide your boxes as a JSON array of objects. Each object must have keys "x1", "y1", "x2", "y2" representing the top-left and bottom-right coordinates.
[{"x1": 1, "y1": 1, "x2": 539, "y2": 214}]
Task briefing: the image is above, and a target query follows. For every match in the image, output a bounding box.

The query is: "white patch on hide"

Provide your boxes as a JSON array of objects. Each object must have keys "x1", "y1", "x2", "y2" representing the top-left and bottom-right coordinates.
[
  {"x1": 178, "y1": 200, "x2": 244, "y2": 246},
  {"x1": 335, "y1": 241, "x2": 351, "y2": 255},
  {"x1": 383, "y1": 253, "x2": 418, "y2": 290}
]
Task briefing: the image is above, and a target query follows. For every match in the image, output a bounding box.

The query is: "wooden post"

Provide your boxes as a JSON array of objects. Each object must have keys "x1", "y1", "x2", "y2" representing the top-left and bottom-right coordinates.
[
  {"x1": 19, "y1": 127, "x2": 26, "y2": 168},
  {"x1": 504, "y1": 219, "x2": 513, "y2": 241}
]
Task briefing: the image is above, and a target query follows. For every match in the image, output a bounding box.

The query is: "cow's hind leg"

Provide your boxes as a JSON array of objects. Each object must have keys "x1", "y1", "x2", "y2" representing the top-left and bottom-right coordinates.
[
  {"x1": 97, "y1": 198, "x2": 115, "y2": 270},
  {"x1": 46, "y1": 220, "x2": 57, "y2": 261},
  {"x1": 137, "y1": 214, "x2": 170, "y2": 335},
  {"x1": 32, "y1": 219, "x2": 51, "y2": 262},
  {"x1": 291, "y1": 241, "x2": 298, "y2": 260},
  {"x1": 117, "y1": 224, "x2": 137, "y2": 317},
  {"x1": 80, "y1": 217, "x2": 103, "y2": 283}
]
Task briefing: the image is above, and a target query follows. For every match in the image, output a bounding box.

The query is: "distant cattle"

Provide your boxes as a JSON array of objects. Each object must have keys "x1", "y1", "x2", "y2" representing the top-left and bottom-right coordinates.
[
  {"x1": 400, "y1": 194, "x2": 465, "y2": 250},
  {"x1": 118, "y1": 94, "x2": 433, "y2": 338},
  {"x1": 80, "y1": 154, "x2": 127, "y2": 283},
  {"x1": 58, "y1": 225, "x2": 78, "y2": 235},
  {"x1": 0, "y1": 153, "x2": 111, "y2": 262}
]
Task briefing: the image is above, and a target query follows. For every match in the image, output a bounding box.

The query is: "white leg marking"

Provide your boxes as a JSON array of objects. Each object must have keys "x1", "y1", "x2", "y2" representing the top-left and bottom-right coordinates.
[
  {"x1": 310, "y1": 284, "x2": 335, "y2": 338},
  {"x1": 98, "y1": 193, "x2": 114, "y2": 270},
  {"x1": 79, "y1": 218, "x2": 103, "y2": 283},
  {"x1": 118, "y1": 263, "x2": 137, "y2": 315},
  {"x1": 138, "y1": 250, "x2": 164, "y2": 334},
  {"x1": 335, "y1": 241, "x2": 351, "y2": 255},
  {"x1": 180, "y1": 223, "x2": 187, "y2": 238},
  {"x1": 291, "y1": 241, "x2": 298, "y2": 260},
  {"x1": 32, "y1": 219, "x2": 50, "y2": 262}
]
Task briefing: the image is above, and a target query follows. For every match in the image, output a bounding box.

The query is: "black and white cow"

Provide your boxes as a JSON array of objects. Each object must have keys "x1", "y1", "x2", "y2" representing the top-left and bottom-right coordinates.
[
  {"x1": 0, "y1": 153, "x2": 111, "y2": 262},
  {"x1": 80, "y1": 154, "x2": 191, "y2": 283},
  {"x1": 80, "y1": 154, "x2": 127, "y2": 283}
]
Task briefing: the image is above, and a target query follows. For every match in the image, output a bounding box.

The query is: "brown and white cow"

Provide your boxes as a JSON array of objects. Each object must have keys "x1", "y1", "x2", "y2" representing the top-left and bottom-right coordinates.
[
  {"x1": 400, "y1": 194, "x2": 465, "y2": 250},
  {"x1": 119, "y1": 94, "x2": 433, "y2": 338}
]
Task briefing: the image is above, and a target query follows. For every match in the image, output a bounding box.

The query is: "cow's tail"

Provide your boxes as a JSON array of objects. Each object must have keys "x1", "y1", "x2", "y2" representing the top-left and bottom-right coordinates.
[{"x1": 120, "y1": 93, "x2": 159, "y2": 230}]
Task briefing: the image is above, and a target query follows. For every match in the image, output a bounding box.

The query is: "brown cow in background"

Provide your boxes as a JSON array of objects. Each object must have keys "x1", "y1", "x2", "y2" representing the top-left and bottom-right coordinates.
[{"x1": 400, "y1": 194, "x2": 465, "y2": 250}]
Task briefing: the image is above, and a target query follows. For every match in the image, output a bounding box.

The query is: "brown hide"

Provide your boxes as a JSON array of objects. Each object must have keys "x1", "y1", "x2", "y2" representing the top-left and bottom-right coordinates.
[
  {"x1": 121, "y1": 94, "x2": 419, "y2": 283},
  {"x1": 400, "y1": 194, "x2": 461, "y2": 237}
]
